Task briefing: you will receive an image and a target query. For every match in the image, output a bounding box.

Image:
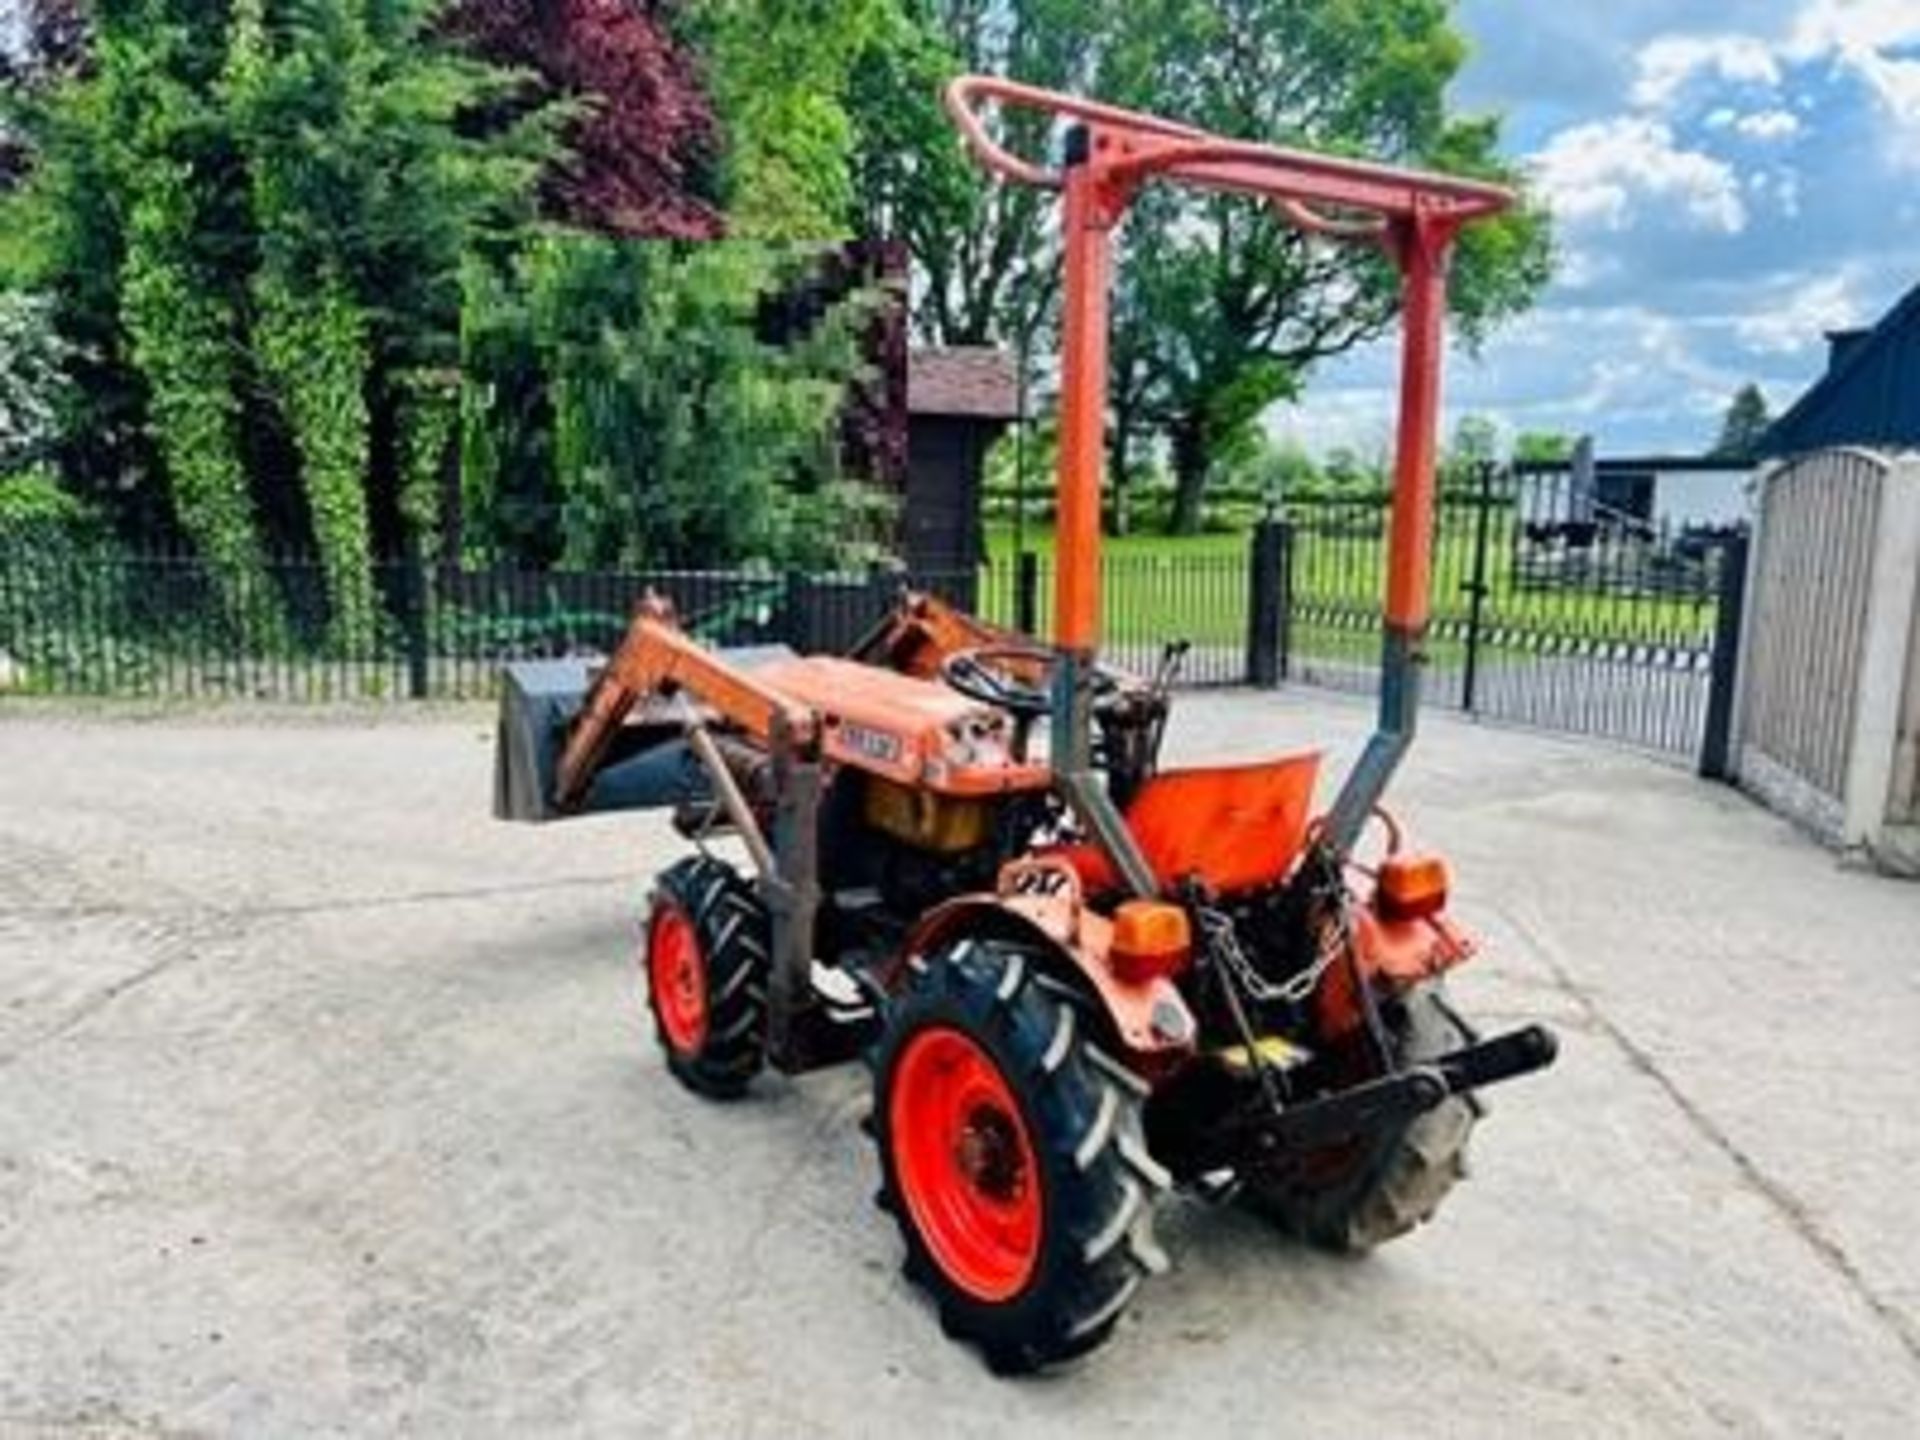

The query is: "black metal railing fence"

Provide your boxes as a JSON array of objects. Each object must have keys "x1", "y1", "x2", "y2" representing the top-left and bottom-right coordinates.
[
  {"x1": 1276, "y1": 462, "x2": 1747, "y2": 754},
  {"x1": 0, "y1": 540, "x2": 987, "y2": 703},
  {"x1": 0, "y1": 464, "x2": 1752, "y2": 767}
]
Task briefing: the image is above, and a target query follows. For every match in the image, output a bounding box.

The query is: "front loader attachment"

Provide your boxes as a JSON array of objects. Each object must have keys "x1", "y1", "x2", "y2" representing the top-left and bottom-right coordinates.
[
  {"x1": 493, "y1": 658, "x2": 683, "y2": 822},
  {"x1": 494, "y1": 587, "x2": 1068, "y2": 826},
  {"x1": 491, "y1": 647, "x2": 795, "y2": 822}
]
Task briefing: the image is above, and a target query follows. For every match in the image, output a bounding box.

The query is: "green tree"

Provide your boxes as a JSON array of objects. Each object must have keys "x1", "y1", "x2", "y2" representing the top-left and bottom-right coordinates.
[
  {"x1": 227, "y1": 1, "x2": 377, "y2": 646},
  {"x1": 1323, "y1": 445, "x2": 1382, "y2": 494},
  {"x1": 847, "y1": 0, "x2": 1134, "y2": 530},
  {"x1": 106, "y1": 2, "x2": 275, "y2": 619},
  {"x1": 1241, "y1": 432, "x2": 1320, "y2": 505},
  {"x1": 849, "y1": 0, "x2": 1552, "y2": 536},
  {"x1": 0, "y1": 291, "x2": 67, "y2": 474},
  {"x1": 849, "y1": 0, "x2": 1104, "y2": 352},
  {"x1": 1450, "y1": 414, "x2": 1499, "y2": 464},
  {"x1": 1711, "y1": 382, "x2": 1771, "y2": 462},
  {"x1": 1513, "y1": 430, "x2": 1574, "y2": 464},
  {"x1": 8, "y1": 0, "x2": 545, "y2": 635},
  {"x1": 461, "y1": 239, "x2": 894, "y2": 570},
  {"x1": 1442, "y1": 411, "x2": 1500, "y2": 487},
  {"x1": 1104, "y1": 0, "x2": 1552, "y2": 532},
  {"x1": 693, "y1": 0, "x2": 896, "y2": 239},
  {"x1": 224, "y1": 0, "x2": 545, "y2": 644},
  {"x1": 1, "y1": 18, "x2": 161, "y2": 531}
]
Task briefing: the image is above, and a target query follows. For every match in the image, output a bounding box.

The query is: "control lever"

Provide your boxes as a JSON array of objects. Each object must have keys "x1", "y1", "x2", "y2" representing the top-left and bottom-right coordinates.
[{"x1": 1153, "y1": 639, "x2": 1192, "y2": 698}]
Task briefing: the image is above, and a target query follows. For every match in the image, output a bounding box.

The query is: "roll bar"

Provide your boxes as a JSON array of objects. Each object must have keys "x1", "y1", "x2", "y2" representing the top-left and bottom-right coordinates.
[
  {"x1": 944, "y1": 75, "x2": 1517, "y2": 860},
  {"x1": 943, "y1": 75, "x2": 1512, "y2": 234}
]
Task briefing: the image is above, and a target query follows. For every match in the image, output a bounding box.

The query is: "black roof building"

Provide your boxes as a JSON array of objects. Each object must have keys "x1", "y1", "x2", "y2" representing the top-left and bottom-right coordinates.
[{"x1": 1763, "y1": 282, "x2": 1920, "y2": 458}]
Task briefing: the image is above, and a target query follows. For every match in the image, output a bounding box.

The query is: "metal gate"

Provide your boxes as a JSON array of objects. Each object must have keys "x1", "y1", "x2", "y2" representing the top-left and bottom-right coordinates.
[{"x1": 1280, "y1": 462, "x2": 1750, "y2": 760}]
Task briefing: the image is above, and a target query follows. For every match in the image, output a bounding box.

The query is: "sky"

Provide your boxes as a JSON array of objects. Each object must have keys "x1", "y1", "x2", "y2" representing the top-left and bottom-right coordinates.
[{"x1": 1269, "y1": 0, "x2": 1920, "y2": 460}]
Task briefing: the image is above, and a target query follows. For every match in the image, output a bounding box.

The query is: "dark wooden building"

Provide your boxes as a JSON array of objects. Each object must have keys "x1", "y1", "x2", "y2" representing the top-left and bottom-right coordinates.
[{"x1": 905, "y1": 348, "x2": 1021, "y2": 580}]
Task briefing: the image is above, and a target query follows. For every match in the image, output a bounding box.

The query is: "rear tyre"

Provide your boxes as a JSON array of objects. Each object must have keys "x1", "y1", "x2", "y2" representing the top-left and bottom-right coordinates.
[
  {"x1": 1240, "y1": 983, "x2": 1477, "y2": 1252},
  {"x1": 643, "y1": 855, "x2": 769, "y2": 1099},
  {"x1": 871, "y1": 937, "x2": 1169, "y2": 1373}
]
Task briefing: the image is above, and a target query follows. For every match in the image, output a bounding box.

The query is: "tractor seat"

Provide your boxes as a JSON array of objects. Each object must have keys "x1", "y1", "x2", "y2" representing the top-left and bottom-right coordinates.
[{"x1": 1059, "y1": 752, "x2": 1322, "y2": 897}]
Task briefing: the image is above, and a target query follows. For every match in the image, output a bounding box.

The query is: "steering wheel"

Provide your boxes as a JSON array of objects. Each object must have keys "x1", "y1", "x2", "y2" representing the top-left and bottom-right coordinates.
[{"x1": 939, "y1": 644, "x2": 1119, "y2": 720}]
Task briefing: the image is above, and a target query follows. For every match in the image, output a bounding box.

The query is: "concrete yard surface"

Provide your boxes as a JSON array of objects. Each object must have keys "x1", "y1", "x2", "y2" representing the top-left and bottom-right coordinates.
[{"x1": 2, "y1": 691, "x2": 1917, "y2": 1437}]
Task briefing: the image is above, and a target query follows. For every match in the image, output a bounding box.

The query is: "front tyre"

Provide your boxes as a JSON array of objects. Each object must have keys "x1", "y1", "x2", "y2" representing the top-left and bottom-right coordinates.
[
  {"x1": 871, "y1": 938, "x2": 1168, "y2": 1373},
  {"x1": 643, "y1": 856, "x2": 769, "y2": 1099}
]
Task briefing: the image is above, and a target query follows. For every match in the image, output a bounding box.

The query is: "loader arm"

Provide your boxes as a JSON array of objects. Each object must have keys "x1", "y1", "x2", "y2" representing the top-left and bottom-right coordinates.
[
  {"x1": 553, "y1": 615, "x2": 817, "y2": 812},
  {"x1": 848, "y1": 589, "x2": 1029, "y2": 681}
]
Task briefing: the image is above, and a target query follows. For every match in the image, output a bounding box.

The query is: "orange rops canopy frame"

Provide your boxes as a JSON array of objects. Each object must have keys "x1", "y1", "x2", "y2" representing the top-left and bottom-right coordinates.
[{"x1": 943, "y1": 76, "x2": 1516, "y2": 850}]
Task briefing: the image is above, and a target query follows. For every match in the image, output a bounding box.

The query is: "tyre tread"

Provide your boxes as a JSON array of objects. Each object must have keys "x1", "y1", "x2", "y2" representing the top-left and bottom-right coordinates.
[
  {"x1": 646, "y1": 855, "x2": 770, "y2": 1100},
  {"x1": 1240, "y1": 984, "x2": 1477, "y2": 1251},
  {"x1": 871, "y1": 938, "x2": 1163, "y2": 1372}
]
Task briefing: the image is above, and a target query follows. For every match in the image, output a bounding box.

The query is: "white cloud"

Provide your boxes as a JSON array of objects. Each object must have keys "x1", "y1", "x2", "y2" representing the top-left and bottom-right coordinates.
[
  {"x1": 1264, "y1": 389, "x2": 1395, "y2": 459},
  {"x1": 1271, "y1": 304, "x2": 1756, "y2": 457},
  {"x1": 1749, "y1": 166, "x2": 1806, "y2": 217},
  {"x1": 1632, "y1": 34, "x2": 1783, "y2": 109},
  {"x1": 1530, "y1": 117, "x2": 1748, "y2": 235},
  {"x1": 1734, "y1": 108, "x2": 1804, "y2": 139},
  {"x1": 1279, "y1": 3, "x2": 1920, "y2": 458},
  {"x1": 1732, "y1": 271, "x2": 1864, "y2": 354},
  {"x1": 1709, "y1": 106, "x2": 1805, "y2": 140},
  {"x1": 1776, "y1": 169, "x2": 1804, "y2": 218},
  {"x1": 1788, "y1": 1, "x2": 1920, "y2": 153},
  {"x1": 1853, "y1": 46, "x2": 1920, "y2": 127},
  {"x1": 1787, "y1": 0, "x2": 1920, "y2": 59},
  {"x1": 1630, "y1": 8, "x2": 1920, "y2": 155}
]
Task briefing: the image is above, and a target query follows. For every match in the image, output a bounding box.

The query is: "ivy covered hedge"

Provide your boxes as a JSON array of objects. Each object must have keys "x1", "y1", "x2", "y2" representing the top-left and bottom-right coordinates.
[{"x1": 1, "y1": 2, "x2": 913, "y2": 661}]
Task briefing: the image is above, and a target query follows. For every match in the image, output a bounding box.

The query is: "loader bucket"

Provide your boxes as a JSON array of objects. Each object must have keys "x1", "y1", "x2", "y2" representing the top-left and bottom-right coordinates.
[
  {"x1": 494, "y1": 659, "x2": 604, "y2": 822},
  {"x1": 492, "y1": 649, "x2": 795, "y2": 823}
]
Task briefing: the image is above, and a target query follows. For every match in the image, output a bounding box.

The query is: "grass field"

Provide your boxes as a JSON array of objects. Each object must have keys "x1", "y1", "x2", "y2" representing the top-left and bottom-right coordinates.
[{"x1": 983, "y1": 517, "x2": 1722, "y2": 668}]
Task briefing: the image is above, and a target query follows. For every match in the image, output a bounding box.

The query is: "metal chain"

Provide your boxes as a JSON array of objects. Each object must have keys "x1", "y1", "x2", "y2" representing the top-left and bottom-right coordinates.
[{"x1": 1198, "y1": 892, "x2": 1352, "y2": 1009}]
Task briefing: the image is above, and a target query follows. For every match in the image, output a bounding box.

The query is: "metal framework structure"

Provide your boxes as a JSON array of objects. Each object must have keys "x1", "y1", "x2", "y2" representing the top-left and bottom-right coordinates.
[{"x1": 943, "y1": 75, "x2": 1514, "y2": 858}]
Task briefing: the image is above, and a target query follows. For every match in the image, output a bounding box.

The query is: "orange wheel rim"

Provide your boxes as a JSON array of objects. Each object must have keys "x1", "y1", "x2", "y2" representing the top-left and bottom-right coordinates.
[
  {"x1": 647, "y1": 901, "x2": 706, "y2": 1055},
  {"x1": 889, "y1": 1026, "x2": 1042, "y2": 1302}
]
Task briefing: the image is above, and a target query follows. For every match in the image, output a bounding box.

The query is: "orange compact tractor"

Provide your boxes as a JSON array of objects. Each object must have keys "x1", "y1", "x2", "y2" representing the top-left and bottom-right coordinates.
[{"x1": 495, "y1": 78, "x2": 1556, "y2": 1371}]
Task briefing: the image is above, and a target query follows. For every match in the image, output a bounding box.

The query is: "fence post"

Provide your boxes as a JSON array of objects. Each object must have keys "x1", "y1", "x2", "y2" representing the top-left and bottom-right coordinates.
[
  {"x1": 1246, "y1": 517, "x2": 1285, "y2": 688},
  {"x1": 783, "y1": 568, "x2": 809, "y2": 651},
  {"x1": 1277, "y1": 518, "x2": 1294, "y2": 682},
  {"x1": 1015, "y1": 550, "x2": 1039, "y2": 636},
  {"x1": 1699, "y1": 529, "x2": 1750, "y2": 781},
  {"x1": 403, "y1": 543, "x2": 430, "y2": 701},
  {"x1": 1460, "y1": 460, "x2": 1496, "y2": 715}
]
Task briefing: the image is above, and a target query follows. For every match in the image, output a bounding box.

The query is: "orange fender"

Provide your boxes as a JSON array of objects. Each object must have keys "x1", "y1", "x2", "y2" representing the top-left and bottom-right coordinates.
[{"x1": 897, "y1": 861, "x2": 1198, "y2": 1061}]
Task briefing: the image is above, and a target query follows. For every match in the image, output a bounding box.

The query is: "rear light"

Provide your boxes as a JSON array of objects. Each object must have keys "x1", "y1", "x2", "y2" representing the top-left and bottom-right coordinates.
[
  {"x1": 1110, "y1": 900, "x2": 1192, "y2": 982},
  {"x1": 1376, "y1": 853, "x2": 1450, "y2": 921}
]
